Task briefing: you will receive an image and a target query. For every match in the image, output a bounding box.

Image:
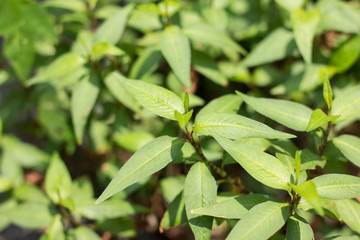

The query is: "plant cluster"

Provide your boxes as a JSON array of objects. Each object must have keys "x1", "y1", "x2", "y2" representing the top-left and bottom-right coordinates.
[{"x1": 0, "y1": 0, "x2": 360, "y2": 239}]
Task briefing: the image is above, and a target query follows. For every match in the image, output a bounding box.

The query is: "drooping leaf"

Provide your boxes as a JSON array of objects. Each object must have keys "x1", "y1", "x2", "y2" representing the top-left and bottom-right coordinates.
[
  {"x1": 196, "y1": 94, "x2": 242, "y2": 120},
  {"x1": 332, "y1": 85, "x2": 360, "y2": 123},
  {"x1": 226, "y1": 201, "x2": 290, "y2": 240},
  {"x1": 117, "y1": 76, "x2": 185, "y2": 120},
  {"x1": 243, "y1": 28, "x2": 297, "y2": 67},
  {"x1": 93, "y1": 4, "x2": 134, "y2": 45},
  {"x1": 238, "y1": 92, "x2": 312, "y2": 131},
  {"x1": 71, "y1": 74, "x2": 100, "y2": 144},
  {"x1": 212, "y1": 133, "x2": 292, "y2": 191},
  {"x1": 312, "y1": 174, "x2": 360, "y2": 200},
  {"x1": 291, "y1": 8, "x2": 320, "y2": 63},
  {"x1": 96, "y1": 136, "x2": 184, "y2": 204},
  {"x1": 323, "y1": 73, "x2": 333, "y2": 111},
  {"x1": 104, "y1": 72, "x2": 141, "y2": 112},
  {"x1": 159, "y1": 25, "x2": 191, "y2": 88},
  {"x1": 194, "y1": 113, "x2": 295, "y2": 140},
  {"x1": 291, "y1": 181, "x2": 324, "y2": 215},
  {"x1": 184, "y1": 162, "x2": 217, "y2": 240},
  {"x1": 45, "y1": 154, "x2": 73, "y2": 204},
  {"x1": 306, "y1": 109, "x2": 339, "y2": 132},
  {"x1": 190, "y1": 194, "x2": 271, "y2": 219},
  {"x1": 335, "y1": 199, "x2": 360, "y2": 234},
  {"x1": 330, "y1": 35, "x2": 360, "y2": 73},
  {"x1": 285, "y1": 215, "x2": 314, "y2": 240},
  {"x1": 332, "y1": 134, "x2": 360, "y2": 168}
]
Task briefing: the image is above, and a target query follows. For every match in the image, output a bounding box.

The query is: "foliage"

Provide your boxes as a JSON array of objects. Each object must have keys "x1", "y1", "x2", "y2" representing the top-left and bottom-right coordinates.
[{"x1": 1, "y1": 0, "x2": 360, "y2": 239}]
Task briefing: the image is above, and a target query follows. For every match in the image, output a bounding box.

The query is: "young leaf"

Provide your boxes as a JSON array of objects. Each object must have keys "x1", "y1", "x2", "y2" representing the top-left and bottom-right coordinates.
[
  {"x1": 40, "y1": 215, "x2": 65, "y2": 240},
  {"x1": 330, "y1": 35, "x2": 360, "y2": 73},
  {"x1": 226, "y1": 201, "x2": 290, "y2": 240},
  {"x1": 332, "y1": 134, "x2": 360, "y2": 167},
  {"x1": 93, "y1": 4, "x2": 133, "y2": 45},
  {"x1": 190, "y1": 194, "x2": 271, "y2": 219},
  {"x1": 184, "y1": 162, "x2": 217, "y2": 240},
  {"x1": 45, "y1": 154, "x2": 73, "y2": 204},
  {"x1": 291, "y1": 8, "x2": 320, "y2": 63},
  {"x1": 96, "y1": 136, "x2": 184, "y2": 205},
  {"x1": 174, "y1": 110, "x2": 193, "y2": 128},
  {"x1": 117, "y1": 76, "x2": 185, "y2": 120},
  {"x1": 196, "y1": 94, "x2": 242, "y2": 120},
  {"x1": 312, "y1": 174, "x2": 360, "y2": 200},
  {"x1": 238, "y1": 92, "x2": 313, "y2": 131},
  {"x1": 323, "y1": 73, "x2": 333, "y2": 110},
  {"x1": 306, "y1": 109, "x2": 339, "y2": 132},
  {"x1": 71, "y1": 74, "x2": 100, "y2": 144},
  {"x1": 194, "y1": 113, "x2": 295, "y2": 140},
  {"x1": 290, "y1": 181, "x2": 324, "y2": 216},
  {"x1": 159, "y1": 25, "x2": 191, "y2": 88},
  {"x1": 212, "y1": 133, "x2": 292, "y2": 191},
  {"x1": 335, "y1": 199, "x2": 360, "y2": 234},
  {"x1": 286, "y1": 215, "x2": 314, "y2": 240},
  {"x1": 332, "y1": 85, "x2": 360, "y2": 123},
  {"x1": 160, "y1": 191, "x2": 187, "y2": 230}
]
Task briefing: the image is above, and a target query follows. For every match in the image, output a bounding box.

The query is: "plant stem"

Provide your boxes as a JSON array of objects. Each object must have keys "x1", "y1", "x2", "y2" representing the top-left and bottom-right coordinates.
[{"x1": 318, "y1": 121, "x2": 333, "y2": 156}]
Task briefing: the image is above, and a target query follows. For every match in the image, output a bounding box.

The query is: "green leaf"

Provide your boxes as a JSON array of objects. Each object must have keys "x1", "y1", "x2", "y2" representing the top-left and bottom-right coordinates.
[
  {"x1": 196, "y1": 94, "x2": 242, "y2": 120},
  {"x1": 184, "y1": 23, "x2": 247, "y2": 57},
  {"x1": 14, "y1": 183, "x2": 49, "y2": 203},
  {"x1": 158, "y1": 0, "x2": 183, "y2": 16},
  {"x1": 330, "y1": 35, "x2": 360, "y2": 73},
  {"x1": 93, "y1": 4, "x2": 134, "y2": 45},
  {"x1": 299, "y1": 149, "x2": 326, "y2": 170},
  {"x1": 243, "y1": 28, "x2": 297, "y2": 67},
  {"x1": 160, "y1": 175, "x2": 185, "y2": 203},
  {"x1": 129, "y1": 47, "x2": 162, "y2": 79},
  {"x1": 332, "y1": 85, "x2": 360, "y2": 123},
  {"x1": 45, "y1": 154, "x2": 73, "y2": 204},
  {"x1": 184, "y1": 92, "x2": 190, "y2": 113},
  {"x1": 275, "y1": 0, "x2": 304, "y2": 11},
  {"x1": 291, "y1": 8, "x2": 320, "y2": 63},
  {"x1": 323, "y1": 73, "x2": 333, "y2": 111},
  {"x1": 67, "y1": 226, "x2": 100, "y2": 240},
  {"x1": 91, "y1": 42, "x2": 125, "y2": 60},
  {"x1": 312, "y1": 174, "x2": 360, "y2": 200},
  {"x1": 226, "y1": 201, "x2": 290, "y2": 240},
  {"x1": 117, "y1": 76, "x2": 185, "y2": 120},
  {"x1": 40, "y1": 215, "x2": 65, "y2": 240},
  {"x1": 295, "y1": 151, "x2": 301, "y2": 184},
  {"x1": 28, "y1": 53, "x2": 85, "y2": 85},
  {"x1": 333, "y1": 134, "x2": 360, "y2": 168},
  {"x1": 194, "y1": 113, "x2": 295, "y2": 140},
  {"x1": 335, "y1": 199, "x2": 360, "y2": 234},
  {"x1": 175, "y1": 110, "x2": 193, "y2": 128},
  {"x1": 238, "y1": 92, "x2": 313, "y2": 131},
  {"x1": 285, "y1": 215, "x2": 314, "y2": 240},
  {"x1": 96, "y1": 217, "x2": 135, "y2": 238},
  {"x1": 160, "y1": 191, "x2": 187, "y2": 230},
  {"x1": 184, "y1": 162, "x2": 217, "y2": 240},
  {"x1": 306, "y1": 109, "x2": 339, "y2": 132},
  {"x1": 96, "y1": 136, "x2": 184, "y2": 204},
  {"x1": 113, "y1": 131, "x2": 154, "y2": 152},
  {"x1": 104, "y1": 72, "x2": 141, "y2": 112},
  {"x1": 212, "y1": 133, "x2": 292, "y2": 191},
  {"x1": 71, "y1": 74, "x2": 100, "y2": 144},
  {"x1": 290, "y1": 181, "x2": 324, "y2": 216},
  {"x1": 190, "y1": 194, "x2": 271, "y2": 219},
  {"x1": 0, "y1": 176, "x2": 11, "y2": 193}
]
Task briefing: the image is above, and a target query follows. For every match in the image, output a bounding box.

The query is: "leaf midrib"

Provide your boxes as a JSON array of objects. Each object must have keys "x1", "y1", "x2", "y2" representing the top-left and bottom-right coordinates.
[{"x1": 334, "y1": 138, "x2": 360, "y2": 155}]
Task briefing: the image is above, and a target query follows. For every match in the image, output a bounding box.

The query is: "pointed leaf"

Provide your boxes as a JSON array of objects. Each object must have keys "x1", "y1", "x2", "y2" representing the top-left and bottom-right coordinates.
[
  {"x1": 196, "y1": 94, "x2": 242, "y2": 120},
  {"x1": 184, "y1": 162, "x2": 217, "y2": 240},
  {"x1": 330, "y1": 35, "x2": 360, "y2": 73},
  {"x1": 238, "y1": 92, "x2": 312, "y2": 131},
  {"x1": 194, "y1": 113, "x2": 295, "y2": 140},
  {"x1": 332, "y1": 85, "x2": 360, "y2": 123},
  {"x1": 160, "y1": 191, "x2": 187, "y2": 230},
  {"x1": 45, "y1": 154, "x2": 73, "y2": 204},
  {"x1": 160, "y1": 26, "x2": 191, "y2": 88},
  {"x1": 323, "y1": 73, "x2": 333, "y2": 110},
  {"x1": 93, "y1": 4, "x2": 133, "y2": 45},
  {"x1": 117, "y1": 76, "x2": 185, "y2": 120},
  {"x1": 333, "y1": 134, "x2": 360, "y2": 168},
  {"x1": 190, "y1": 194, "x2": 271, "y2": 219},
  {"x1": 306, "y1": 109, "x2": 339, "y2": 132},
  {"x1": 291, "y1": 181, "x2": 324, "y2": 216},
  {"x1": 291, "y1": 8, "x2": 320, "y2": 63},
  {"x1": 226, "y1": 201, "x2": 290, "y2": 240},
  {"x1": 286, "y1": 215, "x2": 314, "y2": 240},
  {"x1": 312, "y1": 174, "x2": 360, "y2": 200},
  {"x1": 213, "y1": 133, "x2": 292, "y2": 191},
  {"x1": 71, "y1": 74, "x2": 100, "y2": 144},
  {"x1": 335, "y1": 199, "x2": 360, "y2": 234},
  {"x1": 96, "y1": 136, "x2": 184, "y2": 204}
]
